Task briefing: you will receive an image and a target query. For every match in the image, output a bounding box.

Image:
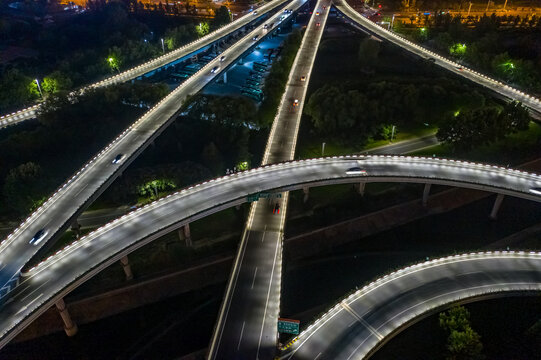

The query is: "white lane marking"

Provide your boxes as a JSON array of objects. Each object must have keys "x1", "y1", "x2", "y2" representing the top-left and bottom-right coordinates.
[
  {"x1": 20, "y1": 279, "x2": 51, "y2": 303},
  {"x1": 251, "y1": 267, "x2": 258, "y2": 289},
  {"x1": 347, "y1": 320, "x2": 355, "y2": 328},
  {"x1": 314, "y1": 352, "x2": 322, "y2": 360},
  {"x1": 73, "y1": 184, "x2": 88, "y2": 198},
  {"x1": 261, "y1": 231, "x2": 266, "y2": 243},
  {"x1": 16, "y1": 293, "x2": 42, "y2": 316},
  {"x1": 340, "y1": 302, "x2": 383, "y2": 340},
  {"x1": 237, "y1": 321, "x2": 246, "y2": 351}
]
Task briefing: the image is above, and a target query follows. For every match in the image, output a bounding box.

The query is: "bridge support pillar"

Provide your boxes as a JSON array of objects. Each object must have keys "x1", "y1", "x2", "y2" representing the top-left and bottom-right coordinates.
[
  {"x1": 71, "y1": 220, "x2": 81, "y2": 237},
  {"x1": 422, "y1": 183, "x2": 432, "y2": 207},
  {"x1": 303, "y1": 187, "x2": 310, "y2": 203},
  {"x1": 223, "y1": 71, "x2": 227, "y2": 83},
  {"x1": 490, "y1": 194, "x2": 505, "y2": 220},
  {"x1": 120, "y1": 256, "x2": 133, "y2": 281},
  {"x1": 55, "y1": 298, "x2": 78, "y2": 337},
  {"x1": 178, "y1": 224, "x2": 192, "y2": 247},
  {"x1": 356, "y1": 182, "x2": 366, "y2": 196}
]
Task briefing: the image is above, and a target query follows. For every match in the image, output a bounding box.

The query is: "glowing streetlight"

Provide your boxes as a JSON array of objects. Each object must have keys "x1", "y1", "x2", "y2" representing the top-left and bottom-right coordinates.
[{"x1": 35, "y1": 79, "x2": 43, "y2": 98}]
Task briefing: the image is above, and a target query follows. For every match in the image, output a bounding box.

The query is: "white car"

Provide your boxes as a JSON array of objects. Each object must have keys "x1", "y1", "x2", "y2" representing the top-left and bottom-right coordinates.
[
  {"x1": 346, "y1": 167, "x2": 367, "y2": 175},
  {"x1": 211, "y1": 66, "x2": 220, "y2": 73}
]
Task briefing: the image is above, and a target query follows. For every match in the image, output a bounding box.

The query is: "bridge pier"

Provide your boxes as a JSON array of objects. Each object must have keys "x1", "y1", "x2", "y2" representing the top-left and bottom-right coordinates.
[
  {"x1": 55, "y1": 298, "x2": 78, "y2": 337},
  {"x1": 356, "y1": 182, "x2": 366, "y2": 196},
  {"x1": 422, "y1": 183, "x2": 431, "y2": 207},
  {"x1": 223, "y1": 71, "x2": 227, "y2": 83},
  {"x1": 177, "y1": 224, "x2": 192, "y2": 247},
  {"x1": 490, "y1": 194, "x2": 505, "y2": 220},
  {"x1": 303, "y1": 187, "x2": 310, "y2": 203},
  {"x1": 71, "y1": 220, "x2": 81, "y2": 237},
  {"x1": 120, "y1": 256, "x2": 133, "y2": 281}
]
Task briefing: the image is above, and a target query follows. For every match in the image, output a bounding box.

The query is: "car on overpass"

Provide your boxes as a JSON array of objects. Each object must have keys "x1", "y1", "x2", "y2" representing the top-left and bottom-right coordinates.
[
  {"x1": 29, "y1": 229, "x2": 48, "y2": 246},
  {"x1": 112, "y1": 154, "x2": 124, "y2": 164},
  {"x1": 346, "y1": 167, "x2": 367, "y2": 175}
]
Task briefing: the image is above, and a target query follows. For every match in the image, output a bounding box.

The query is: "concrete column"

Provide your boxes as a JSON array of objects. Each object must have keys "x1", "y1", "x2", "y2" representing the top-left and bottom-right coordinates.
[
  {"x1": 223, "y1": 71, "x2": 227, "y2": 83},
  {"x1": 55, "y1": 298, "x2": 78, "y2": 337},
  {"x1": 120, "y1": 256, "x2": 133, "y2": 281},
  {"x1": 357, "y1": 182, "x2": 366, "y2": 196},
  {"x1": 303, "y1": 187, "x2": 310, "y2": 203},
  {"x1": 490, "y1": 193, "x2": 505, "y2": 220},
  {"x1": 71, "y1": 220, "x2": 81, "y2": 237},
  {"x1": 422, "y1": 183, "x2": 432, "y2": 207},
  {"x1": 178, "y1": 224, "x2": 192, "y2": 247}
]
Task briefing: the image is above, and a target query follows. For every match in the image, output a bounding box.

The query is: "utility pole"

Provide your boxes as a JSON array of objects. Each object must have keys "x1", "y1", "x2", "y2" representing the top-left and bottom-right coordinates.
[
  {"x1": 503, "y1": 0, "x2": 508, "y2": 10},
  {"x1": 321, "y1": 142, "x2": 326, "y2": 156},
  {"x1": 390, "y1": 125, "x2": 396, "y2": 142},
  {"x1": 467, "y1": 2, "x2": 473, "y2": 16}
]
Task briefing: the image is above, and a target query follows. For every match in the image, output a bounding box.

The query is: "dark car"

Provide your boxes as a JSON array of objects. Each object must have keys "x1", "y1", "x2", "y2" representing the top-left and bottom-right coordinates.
[
  {"x1": 112, "y1": 154, "x2": 124, "y2": 164},
  {"x1": 29, "y1": 229, "x2": 47, "y2": 245}
]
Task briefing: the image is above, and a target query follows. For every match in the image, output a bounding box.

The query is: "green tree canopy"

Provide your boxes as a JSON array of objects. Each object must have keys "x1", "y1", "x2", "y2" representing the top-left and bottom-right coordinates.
[
  {"x1": 358, "y1": 37, "x2": 381, "y2": 67},
  {"x1": 439, "y1": 306, "x2": 485, "y2": 360},
  {"x1": 2, "y1": 162, "x2": 47, "y2": 215},
  {"x1": 213, "y1": 6, "x2": 232, "y2": 28}
]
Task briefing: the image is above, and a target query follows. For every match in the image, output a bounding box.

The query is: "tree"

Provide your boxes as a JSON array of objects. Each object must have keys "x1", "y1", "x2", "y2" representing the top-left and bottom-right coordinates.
[
  {"x1": 358, "y1": 37, "x2": 381, "y2": 67},
  {"x1": 439, "y1": 306, "x2": 484, "y2": 360},
  {"x1": 436, "y1": 102, "x2": 530, "y2": 152},
  {"x1": 213, "y1": 6, "x2": 232, "y2": 28},
  {"x1": 195, "y1": 22, "x2": 210, "y2": 37},
  {"x1": 3, "y1": 162, "x2": 47, "y2": 215},
  {"x1": 201, "y1": 142, "x2": 223, "y2": 174},
  {"x1": 42, "y1": 71, "x2": 72, "y2": 95}
]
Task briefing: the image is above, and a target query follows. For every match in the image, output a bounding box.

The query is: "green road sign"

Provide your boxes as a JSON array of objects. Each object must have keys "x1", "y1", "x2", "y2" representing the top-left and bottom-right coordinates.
[
  {"x1": 278, "y1": 318, "x2": 300, "y2": 335},
  {"x1": 247, "y1": 192, "x2": 282, "y2": 202}
]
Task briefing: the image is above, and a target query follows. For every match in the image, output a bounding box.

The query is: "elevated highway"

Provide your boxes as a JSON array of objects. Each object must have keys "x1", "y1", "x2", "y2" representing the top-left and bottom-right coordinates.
[
  {"x1": 282, "y1": 251, "x2": 541, "y2": 359},
  {"x1": 1, "y1": 155, "x2": 541, "y2": 349},
  {"x1": 0, "y1": 0, "x2": 290, "y2": 128},
  {"x1": 333, "y1": 0, "x2": 541, "y2": 116},
  {"x1": 0, "y1": 2, "x2": 298, "y2": 300}
]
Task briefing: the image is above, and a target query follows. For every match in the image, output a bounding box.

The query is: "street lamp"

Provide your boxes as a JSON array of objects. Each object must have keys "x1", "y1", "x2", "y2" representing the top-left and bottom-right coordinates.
[
  {"x1": 35, "y1": 78, "x2": 43, "y2": 98},
  {"x1": 161, "y1": 38, "x2": 165, "y2": 53},
  {"x1": 390, "y1": 14, "x2": 395, "y2": 30},
  {"x1": 321, "y1": 142, "x2": 326, "y2": 156}
]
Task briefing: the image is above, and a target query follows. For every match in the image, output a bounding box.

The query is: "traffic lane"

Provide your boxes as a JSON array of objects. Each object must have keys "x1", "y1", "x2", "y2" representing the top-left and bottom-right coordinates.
[
  {"x1": 366, "y1": 135, "x2": 439, "y2": 155},
  {"x1": 213, "y1": 219, "x2": 282, "y2": 356}
]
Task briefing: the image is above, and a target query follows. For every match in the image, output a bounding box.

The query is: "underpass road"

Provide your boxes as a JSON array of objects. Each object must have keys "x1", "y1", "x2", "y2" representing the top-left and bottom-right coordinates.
[{"x1": 208, "y1": 0, "x2": 331, "y2": 358}]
